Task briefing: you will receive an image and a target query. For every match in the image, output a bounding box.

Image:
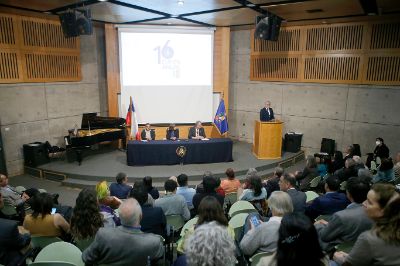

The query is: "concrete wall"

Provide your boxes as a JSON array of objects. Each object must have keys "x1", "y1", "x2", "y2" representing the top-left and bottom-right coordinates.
[
  {"x1": 229, "y1": 30, "x2": 400, "y2": 158},
  {"x1": 0, "y1": 25, "x2": 107, "y2": 175}
]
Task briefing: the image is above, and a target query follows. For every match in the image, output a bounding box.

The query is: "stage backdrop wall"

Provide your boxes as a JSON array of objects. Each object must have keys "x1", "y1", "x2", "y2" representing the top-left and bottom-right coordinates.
[
  {"x1": 0, "y1": 23, "x2": 107, "y2": 175},
  {"x1": 229, "y1": 29, "x2": 400, "y2": 159}
]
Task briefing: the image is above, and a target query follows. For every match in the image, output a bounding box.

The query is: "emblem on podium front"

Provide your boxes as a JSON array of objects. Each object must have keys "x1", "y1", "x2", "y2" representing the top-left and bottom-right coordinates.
[{"x1": 176, "y1": 146, "x2": 187, "y2": 158}]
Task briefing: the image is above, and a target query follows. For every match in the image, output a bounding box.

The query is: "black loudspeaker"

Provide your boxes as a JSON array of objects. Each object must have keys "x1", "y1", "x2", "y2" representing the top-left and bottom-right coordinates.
[
  {"x1": 254, "y1": 14, "x2": 282, "y2": 41},
  {"x1": 353, "y1": 144, "x2": 361, "y2": 156},
  {"x1": 320, "y1": 138, "x2": 335, "y2": 155},
  {"x1": 76, "y1": 9, "x2": 93, "y2": 35},
  {"x1": 59, "y1": 11, "x2": 78, "y2": 38},
  {"x1": 59, "y1": 9, "x2": 92, "y2": 38},
  {"x1": 23, "y1": 142, "x2": 50, "y2": 167},
  {"x1": 284, "y1": 133, "x2": 303, "y2": 153}
]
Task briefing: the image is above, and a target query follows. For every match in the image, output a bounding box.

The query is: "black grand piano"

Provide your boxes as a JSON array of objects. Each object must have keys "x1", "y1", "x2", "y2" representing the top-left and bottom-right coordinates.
[{"x1": 66, "y1": 113, "x2": 126, "y2": 165}]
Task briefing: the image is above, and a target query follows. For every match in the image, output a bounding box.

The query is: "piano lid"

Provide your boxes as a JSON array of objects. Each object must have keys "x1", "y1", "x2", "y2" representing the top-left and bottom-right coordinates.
[{"x1": 81, "y1": 113, "x2": 126, "y2": 129}]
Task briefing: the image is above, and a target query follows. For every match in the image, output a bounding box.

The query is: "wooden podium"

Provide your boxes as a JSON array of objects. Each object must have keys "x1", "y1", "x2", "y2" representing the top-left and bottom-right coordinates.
[{"x1": 253, "y1": 120, "x2": 283, "y2": 159}]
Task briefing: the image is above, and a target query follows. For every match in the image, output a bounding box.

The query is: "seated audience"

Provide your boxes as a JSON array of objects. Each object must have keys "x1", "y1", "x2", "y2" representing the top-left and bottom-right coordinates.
[
  {"x1": 258, "y1": 213, "x2": 329, "y2": 266},
  {"x1": 0, "y1": 191, "x2": 31, "y2": 266},
  {"x1": 175, "y1": 221, "x2": 236, "y2": 266},
  {"x1": 333, "y1": 183, "x2": 400, "y2": 266},
  {"x1": 133, "y1": 181, "x2": 155, "y2": 206},
  {"x1": 176, "y1": 174, "x2": 196, "y2": 210},
  {"x1": 143, "y1": 176, "x2": 159, "y2": 200},
  {"x1": 192, "y1": 175, "x2": 224, "y2": 215},
  {"x1": 239, "y1": 173, "x2": 267, "y2": 201},
  {"x1": 177, "y1": 196, "x2": 234, "y2": 253},
  {"x1": 0, "y1": 174, "x2": 34, "y2": 215},
  {"x1": 315, "y1": 177, "x2": 373, "y2": 252},
  {"x1": 332, "y1": 151, "x2": 345, "y2": 173},
  {"x1": 264, "y1": 167, "x2": 284, "y2": 199},
  {"x1": 279, "y1": 173, "x2": 306, "y2": 213},
  {"x1": 166, "y1": 123, "x2": 179, "y2": 140},
  {"x1": 316, "y1": 156, "x2": 328, "y2": 177},
  {"x1": 109, "y1": 172, "x2": 131, "y2": 199},
  {"x1": 343, "y1": 145, "x2": 355, "y2": 161},
  {"x1": 141, "y1": 123, "x2": 155, "y2": 140},
  {"x1": 305, "y1": 175, "x2": 350, "y2": 221},
  {"x1": 358, "y1": 168, "x2": 373, "y2": 181},
  {"x1": 220, "y1": 168, "x2": 241, "y2": 194},
  {"x1": 394, "y1": 152, "x2": 400, "y2": 180},
  {"x1": 240, "y1": 191, "x2": 293, "y2": 256},
  {"x1": 82, "y1": 198, "x2": 164, "y2": 265},
  {"x1": 352, "y1": 156, "x2": 367, "y2": 172},
  {"x1": 335, "y1": 158, "x2": 358, "y2": 182},
  {"x1": 96, "y1": 181, "x2": 122, "y2": 210},
  {"x1": 23, "y1": 192, "x2": 70, "y2": 237},
  {"x1": 130, "y1": 184, "x2": 166, "y2": 238},
  {"x1": 295, "y1": 155, "x2": 319, "y2": 191},
  {"x1": 155, "y1": 180, "x2": 190, "y2": 221},
  {"x1": 70, "y1": 189, "x2": 104, "y2": 241},
  {"x1": 372, "y1": 158, "x2": 395, "y2": 183}
]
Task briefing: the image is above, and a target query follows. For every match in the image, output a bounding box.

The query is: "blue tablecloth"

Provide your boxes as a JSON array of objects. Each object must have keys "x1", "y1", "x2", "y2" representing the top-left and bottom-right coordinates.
[{"x1": 127, "y1": 138, "x2": 233, "y2": 166}]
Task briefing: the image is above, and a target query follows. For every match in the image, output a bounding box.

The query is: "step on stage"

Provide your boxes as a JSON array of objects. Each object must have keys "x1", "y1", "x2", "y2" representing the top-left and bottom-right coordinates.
[{"x1": 25, "y1": 140, "x2": 304, "y2": 190}]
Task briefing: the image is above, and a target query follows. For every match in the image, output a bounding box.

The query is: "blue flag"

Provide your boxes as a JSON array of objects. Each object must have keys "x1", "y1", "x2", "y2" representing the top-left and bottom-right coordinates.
[{"x1": 214, "y1": 99, "x2": 228, "y2": 135}]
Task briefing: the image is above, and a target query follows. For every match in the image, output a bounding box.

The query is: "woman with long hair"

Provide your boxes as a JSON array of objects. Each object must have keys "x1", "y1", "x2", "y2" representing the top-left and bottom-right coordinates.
[
  {"x1": 239, "y1": 174, "x2": 267, "y2": 201},
  {"x1": 70, "y1": 189, "x2": 103, "y2": 240},
  {"x1": 333, "y1": 183, "x2": 400, "y2": 266}
]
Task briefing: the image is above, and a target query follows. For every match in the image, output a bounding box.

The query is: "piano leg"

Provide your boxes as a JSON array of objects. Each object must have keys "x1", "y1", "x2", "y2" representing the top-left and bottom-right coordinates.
[{"x1": 75, "y1": 149, "x2": 83, "y2": 165}]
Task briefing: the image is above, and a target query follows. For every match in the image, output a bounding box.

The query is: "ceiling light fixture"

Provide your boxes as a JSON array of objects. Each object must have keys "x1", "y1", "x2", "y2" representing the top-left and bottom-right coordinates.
[
  {"x1": 177, "y1": 0, "x2": 184, "y2": 6},
  {"x1": 98, "y1": 0, "x2": 108, "y2": 2}
]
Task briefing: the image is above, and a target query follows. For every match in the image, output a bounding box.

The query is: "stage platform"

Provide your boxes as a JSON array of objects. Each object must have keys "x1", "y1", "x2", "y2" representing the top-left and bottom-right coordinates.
[{"x1": 25, "y1": 140, "x2": 304, "y2": 190}]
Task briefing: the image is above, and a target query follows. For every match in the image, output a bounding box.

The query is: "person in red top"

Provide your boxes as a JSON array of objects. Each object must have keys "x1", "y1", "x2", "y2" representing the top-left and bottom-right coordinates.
[{"x1": 220, "y1": 168, "x2": 241, "y2": 194}]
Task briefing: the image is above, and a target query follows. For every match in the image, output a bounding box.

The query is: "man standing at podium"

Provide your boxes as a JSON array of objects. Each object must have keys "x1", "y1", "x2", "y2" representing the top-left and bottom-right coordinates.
[{"x1": 260, "y1": 100, "x2": 275, "y2": 122}]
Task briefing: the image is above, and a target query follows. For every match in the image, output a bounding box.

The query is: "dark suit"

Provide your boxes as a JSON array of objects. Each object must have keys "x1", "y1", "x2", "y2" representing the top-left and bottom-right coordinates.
[
  {"x1": 260, "y1": 107, "x2": 275, "y2": 122},
  {"x1": 141, "y1": 204, "x2": 167, "y2": 238},
  {"x1": 192, "y1": 192, "x2": 224, "y2": 215},
  {"x1": 0, "y1": 218, "x2": 31, "y2": 265},
  {"x1": 188, "y1": 126, "x2": 206, "y2": 139},
  {"x1": 305, "y1": 191, "x2": 350, "y2": 221},
  {"x1": 166, "y1": 129, "x2": 179, "y2": 140},
  {"x1": 286, "y1": 188, "x2": 306, "y2": 213},
  {"x1": 141, "y1": 129, "x2": 155, "y2": 140}
]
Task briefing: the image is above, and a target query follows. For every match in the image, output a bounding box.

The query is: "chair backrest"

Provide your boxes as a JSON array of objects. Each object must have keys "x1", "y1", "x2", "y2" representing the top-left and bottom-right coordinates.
[
  {"x1": 0, "y1": 204, "x2": 17, "y2": 216},
  {"x1": 249, "y1": 252, "x2": 274, "y2": 266},
  {"x1": 340, "y1": 181, "x2": 347, "y2": 191},
  {"x1": 15, "y1": 186, "x2": 26, "y2": 194},
  {"x1": 180, "y1": 216, "x2": 198, "y2": 237},
  {"x1": 30, "y1": 262, "x2": 76, "y2": 266},
  {"x1": 38, "y1": 189, "x2": 47, "y2": 193},
  {"x1": 305, "y1": 191, "x2": 319, "y2": 203},
  {"x1": 228, "y1": 212, "x2": 249, "y2": 242},
  {"x1": 228, "y1": 200, "x2": 255, "y2": 218},
  {"x1": 335, "y1": 241, "x2": 356, "y2": 253},
  {"x1": 35, "y1": 242, "x2": 84, "y2": 266},
  {"x1": 315, "y1": 214, "x2": 332, "y2": 222},
  {"x1": 31, "y1": 236, "x2": 62, "y2": 249},
  {"x1": 225, "y1": 192, "x2": 238, "y2": 205},
  {"x1": 74, "y1": 237, "x2": 94, "y2": 252},
  {"x1": 166, "y1": 215, "x2": 185, "y2": 231},
  {"x1": 309, "y1": 176, "x2": 321, "y2": 188}
]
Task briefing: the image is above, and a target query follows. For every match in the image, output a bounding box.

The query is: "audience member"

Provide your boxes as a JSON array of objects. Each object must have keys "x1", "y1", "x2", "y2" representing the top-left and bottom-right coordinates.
[
  {"x1": 264, "y1": 167, "x2": 283, "y2": 199},
  {"x1": 214, "y1": 176, "x2": 226, "y2": 197},
  {"x1": 0, "y1": 174, "x2": 33, "y2": 216},
  {"x1": 23, "y1": 192, "x2": 70, "y2": 237},
  {"x1": 239, "y1": 173, "x2": 267, "y2": 201},
  {"x1": 70, "y1": 189, "x2": 103, "y2": 241},
  {"x1": 240, "y1": 191, "x2": 293, "y2": 256},
  {"x1": 258, "y1": 213, "x2": 328, "y2": 266},
  {"x1": 133, "y1": 181, "x2": 155, "y2": 206},
  {"x1": 96, "y1": 181, "x2": 122, "y2": 210},
  {"x1": 343, "y1": 145, "x2": 355, "y2": 161},
  {"x1": 220, "y1": 168, "x2": 241, "y2": 194},
  {"x1": 192, "y1": 175, "x2": 224, "y2": 215},
  {"x1": 177, "y1": 196, "x2": 233, "y2": 253},
  {"x1": 143, "y1": 176, "x2": 159, "y2": 200},
  {"x1": 372, "y1": 158, "x2": 395, "y2": 183},
  {"x1": 357, "y1": 168, "x2": 373, "y2": 181},
  {"x1": 82, "y1": 198, "x2": 164, "y2": 265},
  {"x1": 373, "y1": 137, "x2": 390, "y2": 160},
  {"x1": 175, "y1": 221, "x2": 236, "y2": 266},
  {"x1": 305, "y1": 175, "x2": 350, "y2": 221},
  {"x1": 109, "y1": 172, "x2": 131, "y2": 199},
  {"x1": 394, "y1": 152, "x2": 400, "y2": 180},
  {"x1": 141, "y1": 123, "x2": 155, "y2": 141},
  {"x1": 315, "y1": 177, "x2": 373, "y2": 252},
  {"x1": 332, "y1": 151, "x2": 345, "y2": 173},
  {"x1": 295, "y1": 155, "x2": 319, "y2": 191},
  {"x1": 176, "y1": 174, "x2": 196, "y2": 210},
  {"x1": 155, "y1": 180, "x2": 190, "y2": 221},
  {"x1": 333, "y1": 183, "x2": 400, "y2": 266},
  {"x1": 279, "y1": 173, "x2": 306, "y2": 213},
  {"x1": 335, "y1": 158, "x2": 358, "y2": 182},
  {"x1": 130, "y1": 184, "x2": 166, "y2": 238},
  {"x1": 0, "y1": 191, "x2": 30, "y2": 265},
  {"x1": 316, "y1": 157, "x2": 328, "y2": 177}
]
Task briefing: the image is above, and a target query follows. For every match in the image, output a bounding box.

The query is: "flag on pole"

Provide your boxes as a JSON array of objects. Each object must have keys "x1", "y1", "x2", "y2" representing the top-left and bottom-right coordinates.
[
  {"x1": 214, "y1": 99, "x2": 228, "y2": 135},
  {"x1": 126, "y1": 96, "x2": 140, "y2": 140}
]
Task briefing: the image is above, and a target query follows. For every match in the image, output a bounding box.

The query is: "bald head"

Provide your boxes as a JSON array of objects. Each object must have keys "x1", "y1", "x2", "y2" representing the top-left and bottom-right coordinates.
[{"x1": 118, "y1": 198, "x2": 142, "y2": 227}]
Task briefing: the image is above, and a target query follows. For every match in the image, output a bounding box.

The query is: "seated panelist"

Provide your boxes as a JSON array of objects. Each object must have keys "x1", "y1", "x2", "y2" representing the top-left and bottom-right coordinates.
[
  {"x1": 260, "y1": 100, "x2": 275, "y2": 122},
  {"x1": 140, "y1": 123, "x2": 155, "y2": 140},
  {"x1": 188, "y1": 121, "x2": 206, "y2": 140},
  {"x1": 166, "y1": 124, "x2": 179, "y2": 140}
]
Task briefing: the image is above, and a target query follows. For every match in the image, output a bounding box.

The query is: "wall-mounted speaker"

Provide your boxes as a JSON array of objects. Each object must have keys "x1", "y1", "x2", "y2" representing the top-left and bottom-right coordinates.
[
  {"x1": 59, "y1": 9, "x2": 92, "y2": 38},
  {"x1": 76, "y1": 9, "x2": 93, "y2": 35},
  {"x1": 59, "y1": 11, "x2": 78, "y2": 38},
  {"x1": 254, "y1": 14, "x2": 282, "y2": 41}
]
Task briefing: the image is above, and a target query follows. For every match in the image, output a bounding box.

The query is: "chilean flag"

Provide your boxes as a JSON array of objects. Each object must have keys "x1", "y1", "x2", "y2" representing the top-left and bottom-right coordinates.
[{"x1": 126, "y1": 96, "x2": 140, "y2": 140}]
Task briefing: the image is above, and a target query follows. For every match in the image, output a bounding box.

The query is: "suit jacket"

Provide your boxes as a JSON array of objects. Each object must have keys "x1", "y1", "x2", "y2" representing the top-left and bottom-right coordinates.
[
  {"x1": 0, "y1": 218, "x2": 31, "y2": 265},
  {"x1": 166, "y1": 129, "x2": 179, "y2": 140},
  {"x1": 260, "y1": 107, "x2": 275, "y2": 122},
  {"x1": 141, "y1": 204, "x2": 167, "y2": 238},
  {"x1": 188, "y1": 126, "x2": 206, "y2": 139},
  {"x1": 315, "y1": 203, "x2": 373, "y2": 252},
  {"x1": 141, "y1": 129, "x2": 155, "y2": 140},
  {"x1": 82, "y1": 226, "x2": 164, "y2": 265},
  {"x1": 305, "y1": 192, "x2": 350, "y2": 221},
  {"x1": 286, "y1": 188, "x2": 306, "y2": 213},
  {"x1": 0, "y1": 186, "x2": 23, "y2": 207}
]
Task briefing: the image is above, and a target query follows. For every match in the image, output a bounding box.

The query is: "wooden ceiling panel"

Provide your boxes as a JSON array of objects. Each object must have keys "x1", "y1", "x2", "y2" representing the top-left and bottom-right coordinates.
[
  {"x1": 262, "y1": 0, "x2": 365, "y2": 21},
  {"x1": 185, "y1": 8, "x2": 260, "y2": 26},
  {"x1": 89, "y1": 2, "x2": 163, "y2": 23},
  {"x1": 0, "y1": 0, "x2": 77, "y2": 11}
]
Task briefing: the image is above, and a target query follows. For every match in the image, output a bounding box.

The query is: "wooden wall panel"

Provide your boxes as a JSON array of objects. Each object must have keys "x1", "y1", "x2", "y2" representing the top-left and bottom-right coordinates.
[{"x1": 250, "y1": 20, "x2": 400, "y2": 85}]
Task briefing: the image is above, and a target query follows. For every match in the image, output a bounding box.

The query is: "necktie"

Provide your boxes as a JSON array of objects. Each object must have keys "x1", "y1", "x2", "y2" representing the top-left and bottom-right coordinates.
[
  {"x1": 196, "y1": 129, "x2": 199, "y2": 137},
  {"x1": 171, "y1": 131, "x2": 174, "y2": 138},
  {"x1": 267, "y1": 108, "x2": 270, "y2": 116}
]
